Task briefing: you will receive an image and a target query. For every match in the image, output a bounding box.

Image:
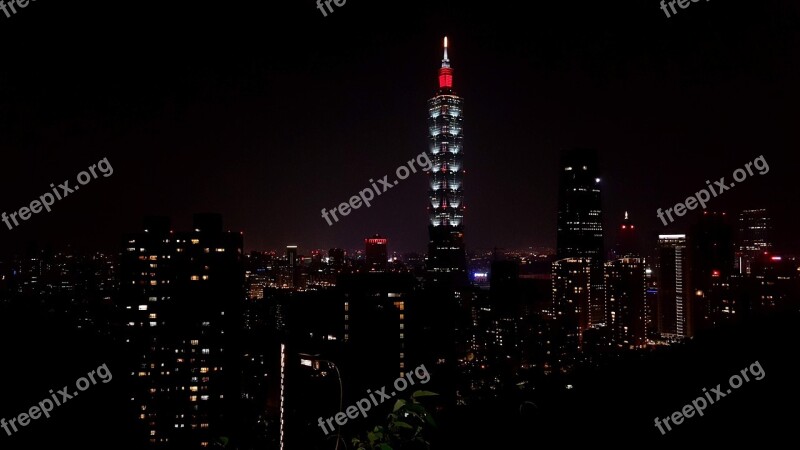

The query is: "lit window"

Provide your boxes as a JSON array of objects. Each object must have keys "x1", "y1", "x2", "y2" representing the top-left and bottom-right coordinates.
[
  {"x1": 190, "y1": 275, "x2": 200, "y2": 281},
  {"x1": 149, "y1": 313, "x2": 157, "y2": 319},
  {"x1": 191, "y1": 239, "x2": 200, "y2": 245},
  {"x1": 139, "y1": 305, "x2": 148, "y2": 311},
  {"x1": 190, "y1": 340, "x2": 199, "y2": 346},
  {"x1": 200, "y1": 367, "x2": 209, "y2": 374}
]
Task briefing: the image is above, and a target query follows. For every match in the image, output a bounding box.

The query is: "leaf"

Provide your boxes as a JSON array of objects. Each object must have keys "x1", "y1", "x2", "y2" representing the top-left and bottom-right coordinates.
[
  {"x1": 405, "y1": 404, "x2": 426, "y2": 415},
  {"x1": 412, "y1": 391, "x2": 439, "y2": 399},
  {"x1": 377, "y1": 444, "x2": 394, "y2": 450},
  {"x1": 424, "y1": 413, "x2": 438, "y2": 428},
  {"x1": 392, "y1": 399, "x2": 406, "y2": 412},
  {"x1": 393, "y1": 421, "x2": 414, "y2": 430}
]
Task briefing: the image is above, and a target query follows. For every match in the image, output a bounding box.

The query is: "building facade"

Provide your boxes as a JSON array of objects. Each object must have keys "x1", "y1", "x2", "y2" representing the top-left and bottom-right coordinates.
[
  {"x1": 427, "y1": 37, "x2": 467, "y2": 286},
  {"x1": 121, "y1": 214, "x2": 245, "y2": 449},
  {"x1": 556, "y1": 149, "x2": 605, "y2": 328}
]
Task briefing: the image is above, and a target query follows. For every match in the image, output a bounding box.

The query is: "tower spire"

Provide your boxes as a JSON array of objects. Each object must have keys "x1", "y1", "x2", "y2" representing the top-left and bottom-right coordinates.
[
  {"x1": 438, "y1": 36, "x2": 453, "y2": 89},
  {"x1": 442, "y1": 36, "x2": 450, "y2": 68}
]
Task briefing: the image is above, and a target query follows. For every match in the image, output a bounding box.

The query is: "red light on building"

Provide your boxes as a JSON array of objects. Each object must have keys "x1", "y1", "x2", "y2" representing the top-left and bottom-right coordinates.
[
  {"x1": 711, "y1": 270, "x2": 721, "y2": 277},
  {"x1": 366, "y1": 238, "x2": 387, "y2": 245},
  {"x1": 439, "y1": 67, "x2": 453, "y2": 89}
]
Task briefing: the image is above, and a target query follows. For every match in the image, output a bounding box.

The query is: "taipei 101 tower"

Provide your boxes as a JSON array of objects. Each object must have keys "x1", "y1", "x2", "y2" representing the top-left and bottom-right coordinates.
[{"x1": 426, "y1": 37, "x2": 467, "y2": 287}]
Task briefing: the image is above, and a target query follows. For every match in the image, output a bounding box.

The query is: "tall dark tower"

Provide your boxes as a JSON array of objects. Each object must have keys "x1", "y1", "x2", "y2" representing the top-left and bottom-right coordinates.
[
  {"x1": 427, "y1": 37, "x2": 467, "y2": 286},
  {"x1": 556, "y1": 149, "x2": 605, "y2": 326},
  {"x1": 616, "y1": 211, "x2": 640, "y2": 258}
]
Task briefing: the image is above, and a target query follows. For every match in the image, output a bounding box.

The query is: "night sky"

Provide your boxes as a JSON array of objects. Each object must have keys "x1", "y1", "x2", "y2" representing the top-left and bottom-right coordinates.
[{"x1": 1, "y1": 0, "x2": 798, "y2": 256}]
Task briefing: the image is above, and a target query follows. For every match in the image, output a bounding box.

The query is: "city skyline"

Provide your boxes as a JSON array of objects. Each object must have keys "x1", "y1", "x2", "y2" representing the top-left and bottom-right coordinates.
[
  {"x1": 2, "y1": 2, "x2": 800, "y2": 446},
  {"x1": 1, "y1": 1, "x2": 798, "y2": 257}
]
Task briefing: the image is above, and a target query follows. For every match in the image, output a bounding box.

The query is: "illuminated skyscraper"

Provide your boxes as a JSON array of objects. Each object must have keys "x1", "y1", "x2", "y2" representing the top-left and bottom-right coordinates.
[
  {"x1": 656, "y1": 234, "x2": 692, "y2": 338},
  {"x1": 427, "y1": 37, "x2": 467, "y2": 286},
  {"x1": 556, "y1": 149, "x2": 605, "y2": 327},
  {"x1": 549, "y1": 257, "x2": 591, "y2": 373},
  {"x1": 604, "y1": 257, "x2": 647, "y2": 348},
  {"x1": 737, "y1": 208, "x2": 772, "y2": 274}
]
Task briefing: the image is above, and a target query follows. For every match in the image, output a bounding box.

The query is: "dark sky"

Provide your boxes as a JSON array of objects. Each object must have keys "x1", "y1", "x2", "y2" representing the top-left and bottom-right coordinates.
[{"x1": 1, "y1": 0, "x2": 798, "y2": 256}]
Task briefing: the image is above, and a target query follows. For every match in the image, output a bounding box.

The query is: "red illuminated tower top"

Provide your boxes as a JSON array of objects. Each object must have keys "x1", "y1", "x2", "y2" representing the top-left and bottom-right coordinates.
[{"x1": 438, "y1": 36, "x2": 453, "y2": 90}]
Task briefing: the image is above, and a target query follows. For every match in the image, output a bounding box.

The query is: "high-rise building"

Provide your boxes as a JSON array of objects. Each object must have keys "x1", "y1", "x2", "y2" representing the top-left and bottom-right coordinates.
[
  {"x1": 616, "y1": 211, "x2": 640, "y2": 258},
  {"x1": 556, "y1": 148, "x2": 605, "y2": 327},
  {"x1": 604, "y1": 258, "x2": 647, "y2": 348},
  {"x1": 656, "y1": 234, "x2": 692, "y2": 339},
  {"x1": 121, "y1": 214, "x2": 244, "y2": 449},
  {"x1": 427, "y1": 37, "x2": 467, "y2": 286},
  {"x1": 549, "y1": 257, "x2": 591, "y2": 372},
  {"x1": 286, "y1": 245, "x2": 297, "y2": 268},
  {"x1": 328, "y1": 248, "x2": 346, "y2": 272},
  {"x1": 365, "y1": 234, "x2": 388, "y2": 272},
  {"x1": 737, "y1": 208, "x2": 772, "y2": 274},
  {"x1": 690, "y1": 212, "x2": 735, "y2": 331}
]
